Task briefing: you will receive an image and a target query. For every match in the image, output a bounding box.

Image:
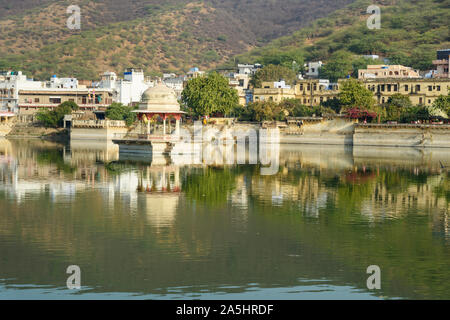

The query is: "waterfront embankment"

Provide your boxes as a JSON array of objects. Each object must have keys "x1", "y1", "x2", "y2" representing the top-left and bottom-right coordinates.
[
  {"x1": 6, "y1": 123, "x2": 69, "y2": 141},
  {"x1": 9, "y1": 118, "x2": 450, "y2": 148}
]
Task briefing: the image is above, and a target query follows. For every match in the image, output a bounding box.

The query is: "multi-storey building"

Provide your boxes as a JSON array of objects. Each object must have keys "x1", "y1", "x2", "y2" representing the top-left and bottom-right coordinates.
[
  {"x1": 17, "y1": 88, "x2": 115, "y2": 122},
  {"x1": 0, "y1": 71, "x2": 44, "y2": 113},
  {"x1": 364, "y1": 78, "x2": 450, "y2": 105},
  {"x1": 253, "y1": 79, "x2": 339, "y2": 106},
  {"x1": 253, "y1": 78, "x2": 450, "y2": 107},
  {"x1": 98, "y1": 69, "x2": 155, "y2": 106},
  {"x1": 358, "y1": 65, "x2": 421, "y2": 79},
  {"x1": 432, "y1": 49, "x2": 450, "y2": 79}
]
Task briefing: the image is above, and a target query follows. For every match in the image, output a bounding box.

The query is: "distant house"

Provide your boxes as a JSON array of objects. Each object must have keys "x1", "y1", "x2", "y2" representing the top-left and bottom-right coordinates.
[
  {"x1": 0, "y1": 71, "x2": 44, "y2": 113},
  {"x1": 304, "y1": 61, "x2": 323, "y2": 79},
  {"x1": 432, "y1": 49, "x2": 450, "y2": 79},
  {"x1": 237, "y1": 64, "x2": 262, "y2": 76},
  {"x1": 99, "y1": 69, "x2": 154, "y2": 106},
  {"x1": 186, "y1": 67, "x2": 205, "y2": 79},
  {"x1": 358, "y1": 65, "x2": 421, "y2": 79},
  {"x1": 363, "y1": 55, "x2": 380, "y2": 60}
]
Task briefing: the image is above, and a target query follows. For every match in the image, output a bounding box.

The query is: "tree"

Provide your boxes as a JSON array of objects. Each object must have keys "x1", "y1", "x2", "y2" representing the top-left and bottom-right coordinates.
[
  {"x1": 105, "y1": 103, "x2": 136, "y2": 126},
  {"x1": 432, "y1": 94, "x2": 450, "y2": 116},
  {"x1": 250, "y1": 64, "x2": 297, "y2": 88},
  {"x1": 181, "y1": 72, "x2": 239, "y2": 117},
  {"x1": 399, "y1": 106, "x2": 431, "y2": 123},
  {"x1": 319, "y1": 51, "x2": 353, "y2": 82},
  {"x1": 384, "y1": 94, "x2": 413, "y2": 122},
  {"x1": 338, "y1": 79, "x2": 375, "y2": 111},
  {"x1": 279, "y1": 99, "x2": 310, "y2": 117},
  {"x1": 36, "y1": 101, "x2": 79, "y2": 128}
]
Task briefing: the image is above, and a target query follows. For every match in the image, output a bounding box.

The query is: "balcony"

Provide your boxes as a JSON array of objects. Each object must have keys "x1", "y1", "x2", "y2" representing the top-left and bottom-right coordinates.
[{"x1": 432, "y1": 59, "x2": 449, "y2": 65}]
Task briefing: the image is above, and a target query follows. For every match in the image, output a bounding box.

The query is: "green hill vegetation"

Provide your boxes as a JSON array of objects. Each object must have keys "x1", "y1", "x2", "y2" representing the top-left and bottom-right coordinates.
[
  {"x1": 226, "y1": 0, "x2": 450, "y2": 76},
  {"x1": 0, "y1": 0, "x2": 354, "y2": 80}
]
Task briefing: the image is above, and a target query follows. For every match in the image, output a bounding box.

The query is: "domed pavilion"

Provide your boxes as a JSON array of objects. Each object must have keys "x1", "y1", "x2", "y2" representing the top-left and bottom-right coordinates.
[{"x1": 134, "y1": 82, "x2": 185, "y2": 136}]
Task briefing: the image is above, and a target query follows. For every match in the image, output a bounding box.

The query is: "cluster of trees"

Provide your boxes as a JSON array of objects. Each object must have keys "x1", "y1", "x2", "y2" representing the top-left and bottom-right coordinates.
[
  {"x1": 234, "y1": 100, "x2": 334, "y2": 122},
  {"x1": 36, "y1": 101, "x2": 79, "y2": 128},
  {"x1": 105, "y1": 103, "x2": 136, "y2": 126},
  {"x1": 383, "y1": 93, "x2": 449, "y2": 123},
  {"x1": 37, "y1": 101, "x2": 137, "y2": 128},
  {"x1": 250, "y1": 64, "x2": 297, "y2": 88},
  {"x1": 181, "y1": 72, "x2": 239, "y2": 118}
]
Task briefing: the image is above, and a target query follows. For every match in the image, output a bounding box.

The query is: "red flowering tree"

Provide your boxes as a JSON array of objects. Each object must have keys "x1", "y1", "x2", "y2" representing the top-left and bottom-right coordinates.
[{"x1": 344, "y1": 107, "x2": 378, "y2": 122}]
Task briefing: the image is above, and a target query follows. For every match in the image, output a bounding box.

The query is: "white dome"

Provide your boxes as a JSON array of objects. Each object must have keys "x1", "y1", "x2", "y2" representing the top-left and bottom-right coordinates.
[{"x1": 139, "y1": 82, "x2": 180, "y2": 112}]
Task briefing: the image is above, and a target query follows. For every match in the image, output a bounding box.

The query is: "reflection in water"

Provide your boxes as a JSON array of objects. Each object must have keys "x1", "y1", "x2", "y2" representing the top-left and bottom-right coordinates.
[{"x1": 0, "y1": 138, "x2": 449, "y2": 299}]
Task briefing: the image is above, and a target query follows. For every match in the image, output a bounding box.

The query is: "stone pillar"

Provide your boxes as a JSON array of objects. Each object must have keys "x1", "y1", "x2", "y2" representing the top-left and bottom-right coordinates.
[
  {"x1": 163, "y1": 118, "x2": 166, "y2": 135},
  {"x1": 147, "y1": 115, "x2": 150, "y2": 135}
]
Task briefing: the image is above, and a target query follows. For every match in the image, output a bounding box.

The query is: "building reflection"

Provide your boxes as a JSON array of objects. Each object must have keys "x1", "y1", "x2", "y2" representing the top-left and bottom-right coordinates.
[{"x1": 0, "y1": 138, "x2": 449, "y2": 298}]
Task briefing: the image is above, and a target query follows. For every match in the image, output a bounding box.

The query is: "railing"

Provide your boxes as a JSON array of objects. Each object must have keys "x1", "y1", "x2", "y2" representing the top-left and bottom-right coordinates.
[
  {"x1": 72, "y1": 120, "x2": 127, "y2": 128},
  {"x1": 355, "y1": 123, "x2": 450, "y2": 129},
  {"x1": 114, "y1": 133, "x2": 181, "y2": 142}
]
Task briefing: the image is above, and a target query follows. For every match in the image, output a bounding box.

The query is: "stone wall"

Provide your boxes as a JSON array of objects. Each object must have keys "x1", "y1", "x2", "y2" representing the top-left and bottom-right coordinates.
[
  {"x1": 70, "y1": 120, "x2": 129, "y2": 141},
  {"x1": 354, "y1": 124, "x2": 450, "y2": 148},
  {"x1": 280, "y1": 118, "x2": 356, "y2": 145}
]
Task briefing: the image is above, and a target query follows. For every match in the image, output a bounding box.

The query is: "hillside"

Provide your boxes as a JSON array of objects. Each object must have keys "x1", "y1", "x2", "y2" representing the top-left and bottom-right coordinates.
[
  {"x1": 227, "y1": 0, "x2": 450, "y2": 72},
  {"x1": 0, "y1": 0, "x2": 355, "y2": 79}
]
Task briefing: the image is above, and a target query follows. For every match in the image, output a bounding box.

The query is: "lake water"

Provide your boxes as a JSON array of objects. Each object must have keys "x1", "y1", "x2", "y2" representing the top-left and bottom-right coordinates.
[{"x1": 0, "y1": 138, "x2": 449, "y2": 300}]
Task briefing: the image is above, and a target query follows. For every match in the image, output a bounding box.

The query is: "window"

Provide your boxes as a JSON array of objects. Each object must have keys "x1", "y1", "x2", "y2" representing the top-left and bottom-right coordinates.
[
  {"x1": 428, "y1": 86, "x2": 432, "y2": 91},
  {"x1": 437, "y1": 86, "x2": 441, "y2": 91},
  {"x1": 34, "y1": 98, "x2": 40, "y2": 103},
  {"x1": 49, "y1": 98, "x2": 61, "y2": 104},
  {"x1": 393, "y1": 85, "x2": 398, "y2": 92},
  {"x1": 405, "y1": 85, "x2": 409, "y2": 91},
  {"x1": 419, "y1": 97, "x2": 423, "y2": 104},
  {"x1": 300, "y1": 84, "x2": 303, "y2": 91},
  {"x1": 415, "y1": 85, "x2": 420, "y2": 92}
]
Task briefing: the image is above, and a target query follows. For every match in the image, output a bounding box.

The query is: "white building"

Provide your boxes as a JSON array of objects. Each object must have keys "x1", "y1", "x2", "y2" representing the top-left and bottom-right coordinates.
[
  {"x1": 99, "y1": 69, "x2": 154, "y2": 106},
  {"x1": 163, "y1": 76, "x2": 185, "y2": 99},
  {"x1": 0, "y1": 71, "x2": 44, "y2": 113},
  {"x1": 305, "y1": 61, "x2": 323, "y2": 78},
  {"x1": 237, "y1": 64, "x2": 262, "y2": 75},
  {"x1": 363, "y1": 55, "x2": 380, "y2": 60},
  {"x1": 273, "y1": 80, "x2": 291, "y2": 89},
  {"x1": 48, "y1": 75, "x2": 79, "y2": 89}
]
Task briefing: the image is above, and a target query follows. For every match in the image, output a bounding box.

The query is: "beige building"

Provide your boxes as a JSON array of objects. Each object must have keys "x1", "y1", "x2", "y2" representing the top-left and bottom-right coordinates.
[
  {"x1": 252, "y1": 78, "x2": 450, "y2": 107},
  {"x1": 363, "y1": 78, "x2": 450, "y2": 106},
  {"x1": 228, "y1": 73, "x2": 250, "y2": 106},
  {"x1": 358, "y1": 65, "x2": 420, "y2": 79},
  {"x1": 17, "y1": 88, "x2": 115, "y2": 121},
  {"x1": 433, "y1": 49, "x2": 450, "y2": 79},
  {"x1": 253, "y1": 80, "x2": 339, "y2": 106}
]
